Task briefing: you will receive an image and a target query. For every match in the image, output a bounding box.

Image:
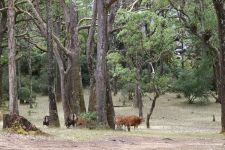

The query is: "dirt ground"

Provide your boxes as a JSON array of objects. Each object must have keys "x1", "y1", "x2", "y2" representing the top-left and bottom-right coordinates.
[
  {"x1": 0, "y1": 133, "x2": 225, "y2": 150},
  {"x1": 1, "y1": 92, "x2": 225, "y2": 149}
]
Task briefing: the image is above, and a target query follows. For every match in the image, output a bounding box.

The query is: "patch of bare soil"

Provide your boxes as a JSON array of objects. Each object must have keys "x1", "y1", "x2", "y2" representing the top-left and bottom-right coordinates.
[{"x1": 0, "y1": 134, "x2": 225, "y2": 150}]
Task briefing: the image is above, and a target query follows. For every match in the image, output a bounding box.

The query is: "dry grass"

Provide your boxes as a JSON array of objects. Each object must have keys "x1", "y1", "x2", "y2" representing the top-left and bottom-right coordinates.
[{"x1": 0, "y1": 90, "x2": 223, "y2": 141}]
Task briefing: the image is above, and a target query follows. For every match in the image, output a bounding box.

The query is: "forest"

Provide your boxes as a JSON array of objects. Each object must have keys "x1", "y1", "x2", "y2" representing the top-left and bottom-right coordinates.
[{"x1": 1, "y1": 0, "x2": 225, "y2": 149}]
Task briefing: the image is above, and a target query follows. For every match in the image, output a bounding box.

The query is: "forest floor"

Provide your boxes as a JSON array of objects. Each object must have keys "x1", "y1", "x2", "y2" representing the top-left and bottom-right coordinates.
[{"x1": 0, "y1": 91, "x2": 225, "y2": 149}]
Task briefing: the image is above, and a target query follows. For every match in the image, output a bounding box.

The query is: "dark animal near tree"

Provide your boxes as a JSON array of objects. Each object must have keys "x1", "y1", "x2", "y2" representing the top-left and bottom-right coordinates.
[
  {"x1": 43, "y1": 116, "x2": 50, "y2": 126},
  {"x1": 65, "y1": 113, "x2": 78, "y2": 128}
]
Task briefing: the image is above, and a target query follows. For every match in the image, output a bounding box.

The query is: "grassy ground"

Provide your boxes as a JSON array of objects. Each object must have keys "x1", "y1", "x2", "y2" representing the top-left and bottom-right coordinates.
[{"x1": 0, "y1": 91, "x2": 224, "y2": 149}]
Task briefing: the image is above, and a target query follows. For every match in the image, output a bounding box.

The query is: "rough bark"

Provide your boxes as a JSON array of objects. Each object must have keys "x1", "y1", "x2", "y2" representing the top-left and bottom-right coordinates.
[
  {"x1": 54, "y1": 15, "x2": 62, "y2": 103},
  {"x1": 87, "y1": 0, "x2": 97, "y2": 112},
  {"x1": 96, "y1": 0, "x2": 108, "y2": 124},
  {"x1": 134, "y1": 64, "x2": 143, "y2": 117},
  {"x1": 134, "y1": 53, "x2": 143, "y2": 117},
  {"x1": 8, "y1": 0, "x2": 18, "y2": 114},
  {"x1": 106, "y1": 67, "x2": 115, "y2": 129},
  {"x1": 61, "y1": 0, "x2": 86, "y2": 114},
  {"x1": 213, "y1": 0, "x2": 225, "y2": 132},
  {"x1": 146, "y1": 87, "x2": 159, "y2": 128},
  {"x1": 0, "y1": 0, "x2": 7, "y2": 107},
  {"x1": 28, "y1": 41, "x2": 33, "y2": 108},
  {"x1": 46, "y1": 0, "x2": 60, "y2": 127}
]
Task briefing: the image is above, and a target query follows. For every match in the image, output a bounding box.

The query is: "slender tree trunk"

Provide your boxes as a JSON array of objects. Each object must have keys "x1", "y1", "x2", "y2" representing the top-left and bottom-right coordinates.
[
  {"x1": 53, "y1": 43, "x2": 70, "y2": 123},
  {"x1": 96, "y1": 0, "x2": 108, "y2": 124},
  {"x1": 106, "y1": 66, "x2": 115, "y2": 129},
  {"x1": 146, "y1": 87, "x2": 159, "y2": 128},
  {"x1": 55, "y1": 65, "x2": 61, "y2": 102},
  {"x1": 134, "y1": 52, "x2": 143, "y2": 117},
  {"x1": 46, "y1": 0, "x2": 60, "y2": 127},
  {"x1": 134, "y1": 64, "x2": 143, "y2": 117},
  {"x1": 28, "y1": 42, "x2": 33, "y2": 108},
  {"x1": 214, "y1": 60, "x2": 221, "y2": 103},
  {"x1": 54, "y1": 15, "x2": 62, "y2": 103},
  {"x1": 87, "y1": 0, "x2": 97, "y2": 112},
  {"x1": 213, "y1": 0, "x2": 225, "y2": 132},
  {"x1": 8, "y1": 0, "x2": 18, "y2": 114},
  {"x1": 0, "y1": 0, "x2": 7, "y2": 107}
]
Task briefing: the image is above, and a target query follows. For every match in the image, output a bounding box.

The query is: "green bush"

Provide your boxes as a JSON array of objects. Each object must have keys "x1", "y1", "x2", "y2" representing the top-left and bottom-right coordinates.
[
  {"x1": 80, "y1": 112, "x2": 97, "y2": 121},
  {"x1": 18, "y1": 87, "x2": 30, "y2": 104},
  {"x1": 173, "y1": 61, "x2": 213, "y2": 103}
]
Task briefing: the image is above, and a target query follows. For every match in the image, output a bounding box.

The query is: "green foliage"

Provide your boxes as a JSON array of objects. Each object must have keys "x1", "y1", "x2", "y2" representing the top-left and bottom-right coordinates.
[
  {"x1": 80, "y1": 112, "x2": 97, "y2": 121},
  {"x1": 173, "y1": 59, "x2": 213, "y2": 103},
  {"x1": 18, "y1": 87, "x2": 30, "y2": 104}
]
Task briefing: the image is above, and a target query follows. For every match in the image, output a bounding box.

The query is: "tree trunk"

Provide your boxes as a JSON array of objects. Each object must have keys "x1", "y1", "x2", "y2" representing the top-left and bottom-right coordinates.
[
  {"x1": 87, "y1": 0, "x2": 97, "y2": 112},
  {"x1": 213, "y1": 0, "x2": 225, "y2": 132},
  {"x1": 54, "y1": 14, "x2": 62, "y2": 103},
  {"x1": 8, "y1": 0, "x2": 18, "y2": 114},
  {"x1": 134, "y1": 54, "x2": 143, "y2": 117},
  {"x1": 96, "y1": 0, "x2": 108, "y2": 124},
  {"x1": 46, "y1": 0, "x2": 60, "y2": 127},
  {"x1": 106, "y1": 66, "x2": 115, "y2": 129},
  {"x1": 61, "y1": 0, "x2": 86, "y2": 114},
  {"x1": 146, "y1": 88, "x2": 159, "y2": 128},
  {"x1": 28, "y1": 41, "x2": 33, "y2": 108},
  {"x1": 55, "y1": 65, "x2": 61, "y2": 102},
  {"x1": 214, "y1": 60, "x2": 221, "y2": 103},
  {"x1": 0, "y1": 0, "x2": 7, "y2": 107}
]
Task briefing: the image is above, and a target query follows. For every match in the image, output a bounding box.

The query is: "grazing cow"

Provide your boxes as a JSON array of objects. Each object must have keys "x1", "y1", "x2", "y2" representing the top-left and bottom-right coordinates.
[
  {"x1": 65, "y1": 113, "x2": 78, "y2": 128},
  {"x1": 115, "y1": 115, "x2": 144, "y2": 131},
  {"x1": 114, "y1": 116, "x2": 126, "y2": 129},
  {"x1": 125, "y1": 115, "x2": 144, "y2": 131},
  {"x1": 43, "y1": 115, "x2": 50, "y2": 126}
]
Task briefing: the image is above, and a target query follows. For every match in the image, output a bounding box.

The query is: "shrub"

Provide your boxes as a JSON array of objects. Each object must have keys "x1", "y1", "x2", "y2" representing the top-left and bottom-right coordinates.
[
  {"x1": 18, "y1": 87, "x2": 30, "y2": 104},
  {"x1": 173, "y1": 63, "x2": 213, "y2": 103},
  {"x1": 80, "y1": 112, "x2": 97, "y2": 121}
]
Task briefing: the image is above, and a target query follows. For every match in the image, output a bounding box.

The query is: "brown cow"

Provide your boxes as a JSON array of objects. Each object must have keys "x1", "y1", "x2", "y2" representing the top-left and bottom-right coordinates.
[
  {"x1": 114, "y1": 115, "x2": 144, "y2": 131},
  {"x1": 114, "y1": 116, "x2": 126, "y2": 129}
]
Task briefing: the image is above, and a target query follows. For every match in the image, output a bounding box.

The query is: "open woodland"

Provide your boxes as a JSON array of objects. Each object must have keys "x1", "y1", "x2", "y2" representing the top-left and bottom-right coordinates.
[{"x1": 1, "y1": 0, "x2": 225, "y2": 149}]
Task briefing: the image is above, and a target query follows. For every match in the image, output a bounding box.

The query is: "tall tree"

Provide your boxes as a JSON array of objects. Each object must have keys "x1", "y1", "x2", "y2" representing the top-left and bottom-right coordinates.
[
  {"x1": 46, "y1": 0, "x2": 60, "y2": 127},
  {"x1": 213, "y1": 0, "x2": 225, "y2": 132},
  {"x1": 0, "y1": 0, "x2": 7, "y2": 107},
  {"x1": 96, "y1": 0, "x2": 116, "y2": 128},
  {"x1": 8, "y1": 0, "x2": 18, "y2": 114},
  {"x1": 60, "y1": 0, "x2": 86, "y2": 114},
  {"x1": 96, "y1": 0, "x2": 108, "y2": 124},
  {"x1": 87, "y1": 0, "x2": 97, "y2": 112}
]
